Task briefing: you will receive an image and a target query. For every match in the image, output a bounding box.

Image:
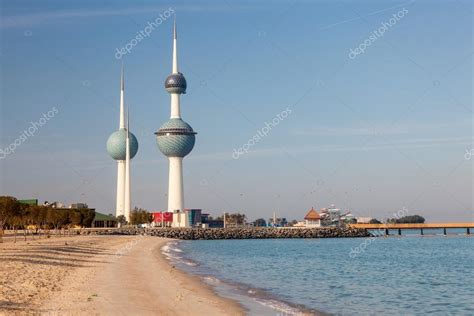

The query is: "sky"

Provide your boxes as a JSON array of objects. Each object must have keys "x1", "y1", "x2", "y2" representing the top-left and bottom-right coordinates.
[{"x1": 0, "y1": 0, "x2": 472, "y2": 222}]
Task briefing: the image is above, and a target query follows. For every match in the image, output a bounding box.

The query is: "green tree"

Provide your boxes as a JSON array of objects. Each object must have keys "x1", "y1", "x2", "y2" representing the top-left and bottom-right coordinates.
[
  {"x1": 217, "y1": 213, "x2": 247, "y2": 227},
  {"x1": 116, "y1": 215, "x2": 127, "y2": 226},
  {"x1": 0, "y1": 196, "x2": 20, "y2": 243},
  {"x1": 144, "y1": 212, "x2": 153, "y2": 225},
  {"x1": 397, "y1": 215, "x2": 425, "y2": 223},
  {"x1": 69, "y1": 210, "x2": 83, "y2": 228},
  {"x1": 129, "y1": 208, "x2": 153, "y2": 226},
  {"x1": 9, "y1": 207, "x2": 25, "y2": 243},
  {"x1": 33, "y1": 205, "x2": 48, "y2": 237},
  {"x1": 80, "y1": 209, "x2": 95, "y2": 227}
]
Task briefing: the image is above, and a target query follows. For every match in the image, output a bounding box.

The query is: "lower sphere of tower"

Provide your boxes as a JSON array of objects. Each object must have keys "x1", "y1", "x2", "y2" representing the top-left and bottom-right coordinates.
[
  {"x1": 107, "y1": 128, "x2": 139, "y2": 160},
  {"x1": 156, "y1": 118, "x2": 196, "y2": 157}
]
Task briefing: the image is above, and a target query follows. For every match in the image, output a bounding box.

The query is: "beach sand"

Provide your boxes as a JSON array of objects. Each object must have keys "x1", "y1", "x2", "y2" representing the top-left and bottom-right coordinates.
[{"x1": 0, "y1": 235, "x2": 244, "y2": 315}]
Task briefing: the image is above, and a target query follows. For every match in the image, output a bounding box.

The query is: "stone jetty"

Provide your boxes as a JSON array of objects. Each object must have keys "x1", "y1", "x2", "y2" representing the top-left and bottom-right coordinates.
[{"x1": 91, "y1": 227, "x2": 371, "y2": 240}]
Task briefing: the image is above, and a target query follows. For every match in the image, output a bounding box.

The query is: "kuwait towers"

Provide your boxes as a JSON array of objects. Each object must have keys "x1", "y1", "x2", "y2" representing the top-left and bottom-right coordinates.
[
  {"x1": 156, "y1": 20, "x2": 196, "y2": 215},
  {"x1": 107, "y1": 66, "x2": 139, "y2": 221}
]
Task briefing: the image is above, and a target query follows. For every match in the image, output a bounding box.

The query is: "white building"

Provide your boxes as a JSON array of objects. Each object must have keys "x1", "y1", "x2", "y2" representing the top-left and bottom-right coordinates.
[
  {"x1": 356, "y1": 217, "x2": 374, "y2": 224},
  {"x1": 304, "y1": 207, "x2": 321, "y2": 227}
]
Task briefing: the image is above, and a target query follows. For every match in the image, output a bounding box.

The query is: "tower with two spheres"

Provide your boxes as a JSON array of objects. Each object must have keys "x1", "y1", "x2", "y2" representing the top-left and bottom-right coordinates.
[
  {"x1": 106, "y1": 66, "x2": 139, "y2": 222},
  {"x1": 156, "y1": 20, "x2": 196, "y2": 226},
  {"x1": 107, "y1": 19, "x2": 195, "y2": 225}
]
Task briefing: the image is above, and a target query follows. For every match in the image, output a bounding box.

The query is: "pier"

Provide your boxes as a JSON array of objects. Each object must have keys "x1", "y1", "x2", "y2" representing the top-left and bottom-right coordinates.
[{"x1": 349, "y1": 223, "x2": 474, "y2": 236}]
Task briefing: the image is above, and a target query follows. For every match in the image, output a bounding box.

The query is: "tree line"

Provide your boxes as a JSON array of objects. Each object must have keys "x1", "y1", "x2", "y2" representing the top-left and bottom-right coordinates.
[
  {"x1": 387, "y1": 215, "x2": 425, "y2": 224},
  {"x1": 128, "y1": 207, "x2": 154, "y2": 226},
  {"x1": 0, "y1": 196, "x2": 95, "y2": 242}
]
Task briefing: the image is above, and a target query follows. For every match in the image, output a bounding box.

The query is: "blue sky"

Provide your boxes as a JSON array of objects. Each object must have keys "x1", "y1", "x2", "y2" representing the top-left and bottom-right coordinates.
[{"x1": 1, "y1": 0, "x2": 472, "y2": 222}]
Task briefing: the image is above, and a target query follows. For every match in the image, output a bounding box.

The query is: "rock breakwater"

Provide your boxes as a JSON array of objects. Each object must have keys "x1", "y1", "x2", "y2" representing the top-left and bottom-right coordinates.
[{"x1": 92, "y1": 227, "x2": 370, "y2": 240}]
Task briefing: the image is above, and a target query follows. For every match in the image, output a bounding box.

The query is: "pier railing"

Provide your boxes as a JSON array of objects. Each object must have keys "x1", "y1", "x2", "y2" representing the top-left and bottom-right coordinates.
[{"x1": 349, "y1": 223, "x2": 474, "y2": 235}]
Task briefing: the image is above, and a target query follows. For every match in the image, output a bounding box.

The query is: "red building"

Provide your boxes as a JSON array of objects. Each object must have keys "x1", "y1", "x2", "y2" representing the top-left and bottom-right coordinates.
[{"x1": 152, "y1": 212, "x2": 173, "y2": 227}]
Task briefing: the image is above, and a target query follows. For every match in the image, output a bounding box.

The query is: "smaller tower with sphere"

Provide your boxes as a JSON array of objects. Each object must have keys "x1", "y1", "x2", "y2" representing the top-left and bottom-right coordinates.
[
  {"x1": 107, "y1": 66, "x2": 139, "y2": 221},
  {"x1": 156, "y1": 19, "x2": 196, "y2": 224}
]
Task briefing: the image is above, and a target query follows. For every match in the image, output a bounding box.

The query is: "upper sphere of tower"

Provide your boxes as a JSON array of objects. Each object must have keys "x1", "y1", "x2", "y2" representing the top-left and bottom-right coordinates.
[
  {"x1": 165, "y1": 73, "x2": 187, "y2": 94},
  {"x1": 107, "y1": 128, "x2": 139, "y2": 160}
]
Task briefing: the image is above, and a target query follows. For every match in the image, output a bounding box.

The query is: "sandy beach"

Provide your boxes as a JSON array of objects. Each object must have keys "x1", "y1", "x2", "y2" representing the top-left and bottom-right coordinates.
[{"x1": 0, "y1": 234, "x2": 244, "y2": 315}]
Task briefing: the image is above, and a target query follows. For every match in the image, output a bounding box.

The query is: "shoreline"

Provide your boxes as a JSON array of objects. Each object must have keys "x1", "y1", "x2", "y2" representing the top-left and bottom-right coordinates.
[
  {"x1": 166, "y1": 240, "x2": 325, "y2": 316},
  {"x1": 0, "y1": 235, "x2": 245, "y2": 315}
]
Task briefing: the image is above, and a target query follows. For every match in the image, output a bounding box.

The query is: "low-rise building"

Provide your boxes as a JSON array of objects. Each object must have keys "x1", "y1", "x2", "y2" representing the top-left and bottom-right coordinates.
[
  {"x1": 152, "y1": 212, "x2": 173, "y2": 227},
  {"x1": 304, "y1": 207, "x2": 321, "y2": 227},
  {"x1": 92, "y1": 213, "x2": 117, "y2": 228},
  {"x1": 356, "y1": 217, "x2": 373, "y2": 224}
]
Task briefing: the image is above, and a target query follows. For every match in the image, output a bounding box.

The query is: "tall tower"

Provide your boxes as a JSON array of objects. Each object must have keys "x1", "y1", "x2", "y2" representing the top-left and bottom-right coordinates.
[
  {"x1": 156, "y1": 19, "x2": 196, "y2": 220},
  {"x1": 107, "y1": 66, "x2": 139, "y2": 222}
]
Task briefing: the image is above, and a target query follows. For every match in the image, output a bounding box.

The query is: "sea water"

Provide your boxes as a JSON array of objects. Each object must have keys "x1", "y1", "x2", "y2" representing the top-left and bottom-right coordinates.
[{"x1": 163, "y1": 236, "x2": 474, "y2": 315}]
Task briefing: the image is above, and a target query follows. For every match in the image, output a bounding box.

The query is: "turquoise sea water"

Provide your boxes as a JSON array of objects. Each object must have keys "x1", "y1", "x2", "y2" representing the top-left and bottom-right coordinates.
[{"x1": 165, "y1": 235, "x2": 474, "y2": 315}]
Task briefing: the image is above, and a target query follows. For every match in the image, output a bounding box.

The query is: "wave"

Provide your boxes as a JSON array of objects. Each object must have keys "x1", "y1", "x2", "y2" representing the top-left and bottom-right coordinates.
[
  {"x1": 161, "y1": 240, "x2": 322, "y2": 315},
  {"x1": 161, "y1": 241, "x2": 198, "y2": 267}
]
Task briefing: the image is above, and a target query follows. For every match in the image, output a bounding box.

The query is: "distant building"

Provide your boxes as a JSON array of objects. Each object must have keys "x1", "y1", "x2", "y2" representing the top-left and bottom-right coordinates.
[
  {"x1": 151, "y1": 210, "x2": 222, "y2": 228},
  {"x1": 341, "y1": 213, "x2": 356, "y2": 223},
  {"x1": 152, "y1": 212, "x2": 173, "y2": 227},
  {"x1": 304, "y1": 207, "x2": 321, "y2": 227},
  {"x1": 320, "y1": 205, "x2": 347, "y2": 226},
  {"x1": 268, "y1": 217, "x2": 288, "y2": 227},
  {"x1": 172, "y1": 209, "x2": 201, "y2": 227},
  {"x1": 293, "y1": 221, "x2": 307, "y2": 227},
  {"x1": 203, "y1": 219, "x2": 224, "y2": 228},
  {"x1": 356, "y1": 217, "x2": 373, "y2": 224},
  {"x1": 186, "y1": 209, "x2": 202, "y2": 227},
  {"x1": 92, "y1": 212, "x2": 117, "y2": 228},
  {"x1": 201, "y1": 214, "x2": 224, "y2": 228},
  {"x1": 71, "y1": 203, "x2": 89, "y2": 209}
]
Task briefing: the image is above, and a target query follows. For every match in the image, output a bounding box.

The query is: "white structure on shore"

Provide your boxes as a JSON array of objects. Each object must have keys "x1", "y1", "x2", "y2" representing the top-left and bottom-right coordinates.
[
  {"x1": 106, "y1": 66, "x2": 139, "y2": 221},
  {"x1": 156, "y1": 19, "x2": 196, "y2": 227},
  {"x1": 304, "y1": 207, "x2": 321, "y2": 227}
]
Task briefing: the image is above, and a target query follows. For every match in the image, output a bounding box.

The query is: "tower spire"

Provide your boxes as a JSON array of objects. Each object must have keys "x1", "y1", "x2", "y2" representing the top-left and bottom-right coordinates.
[
  {"x1": 121, "y1": 62, "x2": 124, "y2": 91},
  {"x1": 172, "y1": 16, "x2": 178, "y2": 74},
  {"x1": 124, "y1": 105, "x2": 131, "y2": 221},
  {"x1": 119, "y1": 64, "x2": 125, "y2": 129}
]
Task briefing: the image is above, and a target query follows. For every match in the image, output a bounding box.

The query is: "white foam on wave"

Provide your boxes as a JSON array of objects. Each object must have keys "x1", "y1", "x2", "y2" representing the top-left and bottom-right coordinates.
[
  {"x1": 203, "y1": 276, "x2": 221, "y2": 284},
  {"x1": 161, "y1": 243, "x2": 183, "y2": 262},
  {"x1": 182, "y1": 260, "x2": 198, "y2": 267},
  {"x1": 166, "y1": 254, "x2": 182, "y2": 260},
  {"x1": 254, "y1": 298, "x2": 305, "y2": 316}
]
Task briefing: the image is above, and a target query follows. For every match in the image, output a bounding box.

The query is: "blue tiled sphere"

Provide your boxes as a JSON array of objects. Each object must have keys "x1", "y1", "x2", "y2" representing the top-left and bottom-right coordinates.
[
  {"x1": 165, "y1": 73, "x2": 187, "y2": 94},
  {"x1": 107, "y1": 128, "x2": 139, "y2": 160},
  {"x1": 156, "y1": 119, "x2": 196, "y2": 157}
]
